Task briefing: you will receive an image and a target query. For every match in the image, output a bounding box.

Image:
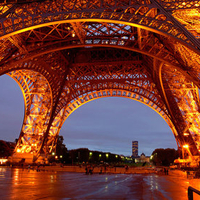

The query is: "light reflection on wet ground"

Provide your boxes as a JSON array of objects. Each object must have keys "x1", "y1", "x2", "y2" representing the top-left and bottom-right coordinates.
[{"x1": 0, "y1": 167, "x2": 199, "y2": 200}]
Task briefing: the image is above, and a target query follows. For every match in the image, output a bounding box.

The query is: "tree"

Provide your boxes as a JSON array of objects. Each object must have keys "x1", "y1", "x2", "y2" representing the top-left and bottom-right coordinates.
[
  {"x1": 0, "y1": 140, "x2": 15, "y2": 157},
  {"x1": 151, "y1": 148, "x2": 179, "y2": 166},
  {"x1": 48, "y1": 135, "x2": 69, "y2": 163}
]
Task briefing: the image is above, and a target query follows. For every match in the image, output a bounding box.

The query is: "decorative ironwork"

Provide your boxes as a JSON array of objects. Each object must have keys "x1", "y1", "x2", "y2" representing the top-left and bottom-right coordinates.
[
  {"x1": 0, "y1": 0, "x2": 199, "y2": 163},
  {"x1": 9, "y1": 70, "x2": 52, "y2": 156}
]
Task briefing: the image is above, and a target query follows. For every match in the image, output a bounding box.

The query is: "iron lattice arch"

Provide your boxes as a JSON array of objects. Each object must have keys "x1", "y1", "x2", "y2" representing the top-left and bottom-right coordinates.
[{"x1": 0, "y1": 0, "x2": 199, "y2": 162}]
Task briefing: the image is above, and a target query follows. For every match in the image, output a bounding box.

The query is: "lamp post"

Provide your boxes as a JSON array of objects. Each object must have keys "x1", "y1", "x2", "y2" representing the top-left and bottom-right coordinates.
[
  {"x1": 89, "y1": 152, "x2": 93, "y2": 162},
  {"x1": 106, "y1": 153, "x2": 109, "y2": 162},
  {"x1": 182, "y1": 144, "x2": 191, "y2": 159}
]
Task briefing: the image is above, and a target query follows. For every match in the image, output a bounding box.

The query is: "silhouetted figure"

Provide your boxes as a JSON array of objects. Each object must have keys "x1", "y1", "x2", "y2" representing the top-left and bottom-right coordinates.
[
  {"x1": 142, "y1": 162, "x2": 146, "y2": 167},
  {"x1": 99, "y1": 168, "x2": 102, "y2": 174},
  {"x1": 85, "y1": 166, "x2": 89, "y2": 175},
  {"x1": 89, "y1": 168, "x2": 93, "y2": 175},
  {"x1": 36, "y1": 165, "x2": 40, "y2": 172},
  {"x1": 125, "y1": 165, "x2": 129, "y2": 172},
  {"x1": 187, "y1": 171, "x2": 190, "y2": 178},
  {"x1": 28, "y1": 165, "x2": 31, "y2": 172}
]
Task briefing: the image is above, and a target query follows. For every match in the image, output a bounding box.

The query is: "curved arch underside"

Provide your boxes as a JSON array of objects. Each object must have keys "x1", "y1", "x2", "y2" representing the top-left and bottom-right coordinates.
[{"x1": 0, "y1": 0, "x2": 200, "y2": 162}]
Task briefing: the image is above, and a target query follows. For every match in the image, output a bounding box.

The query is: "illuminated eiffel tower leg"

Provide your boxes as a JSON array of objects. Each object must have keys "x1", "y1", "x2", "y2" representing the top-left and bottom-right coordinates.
[
  {"x1": 9, "y1": 70, "x2": 52, "y2": 163},
  {"x1": 160, "y1": 64, "x2": 200, "y2": 156},
  {"x1": 0, "y1": 0, "x2": 199, "y2": 165}
]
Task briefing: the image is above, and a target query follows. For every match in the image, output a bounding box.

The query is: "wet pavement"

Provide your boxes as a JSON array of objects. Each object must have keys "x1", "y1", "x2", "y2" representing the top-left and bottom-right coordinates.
[{"x1": 0, "y1": 167, "x2": 200, "y2": 200}]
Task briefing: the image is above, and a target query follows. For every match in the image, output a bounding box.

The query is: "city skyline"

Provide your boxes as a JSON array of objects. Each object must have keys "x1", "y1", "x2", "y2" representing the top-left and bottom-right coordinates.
[{"x1": 0, "y1": 74, "x2": 177, "y2": 156}]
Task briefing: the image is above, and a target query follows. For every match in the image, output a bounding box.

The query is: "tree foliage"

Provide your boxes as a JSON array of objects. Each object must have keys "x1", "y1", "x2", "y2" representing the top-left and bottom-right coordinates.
[
  {"x1": 151, "y1": 148, "x2": 179, "y2": 166},
  {"x1": 48, "y1": 135, "x2": 70, "y2": 163},
  {"x1": 0, "y1": 140, "x2": 15, "y2": 157}
]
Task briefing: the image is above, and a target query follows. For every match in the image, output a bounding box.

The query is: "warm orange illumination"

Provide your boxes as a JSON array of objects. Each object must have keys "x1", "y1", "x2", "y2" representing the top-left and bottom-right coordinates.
[
  {"x1": 174, "y1": 158, "x2": 190, "y2": 164},
  {"x1": 4, "y1": 0, "x2": 200, "y2": 168},
  {"x1": 0, "y1": 158, "x2": 8, "y2": 164},
  {"x1": 72, "y1": 32, "x2": 75, "y2": 37},
  {"x1": 183, "y1": 144, "x2": 189, "y2": 148}
]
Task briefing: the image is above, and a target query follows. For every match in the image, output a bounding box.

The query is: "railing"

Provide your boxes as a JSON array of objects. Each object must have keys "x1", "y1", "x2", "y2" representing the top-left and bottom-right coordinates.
[{"x1": 188, "y1": 186, "x2": 200, "y2": 200}]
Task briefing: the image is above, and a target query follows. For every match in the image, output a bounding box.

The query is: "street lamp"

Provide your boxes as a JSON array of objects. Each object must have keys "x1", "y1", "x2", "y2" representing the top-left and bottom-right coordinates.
[
  {"x1": 183, "y1": 144, "x2": 189, "y2": 149},
  {"x1": 182, "y1": 144, "x2": 192, "y2": 159}
]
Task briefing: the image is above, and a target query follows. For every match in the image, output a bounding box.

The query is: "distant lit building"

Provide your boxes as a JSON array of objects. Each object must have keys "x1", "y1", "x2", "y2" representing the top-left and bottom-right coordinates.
[
  {"x1": 132, "y1": 141, "x2": 138, "y2": 158},
  {"x1": 135, "y1": 153, "x2": 150, "y2": 163}
]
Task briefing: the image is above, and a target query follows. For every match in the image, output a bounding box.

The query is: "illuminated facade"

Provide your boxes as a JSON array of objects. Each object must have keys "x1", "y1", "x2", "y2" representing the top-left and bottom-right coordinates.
[
  {"x1": 0, "y1": 0, "x2": 199, "y2": 163},
  {"x1": 135, "y1": 153, "x2": 150, "y2": 163},
  {"x1": 132, "y1": 141, "x2": 138, "y2": 158}
]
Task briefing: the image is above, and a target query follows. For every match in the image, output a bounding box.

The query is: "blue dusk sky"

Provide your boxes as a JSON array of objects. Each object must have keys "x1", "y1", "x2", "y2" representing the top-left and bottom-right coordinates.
[{"x1": 0, "y1": 74, "x2": 177, "y2": 156}]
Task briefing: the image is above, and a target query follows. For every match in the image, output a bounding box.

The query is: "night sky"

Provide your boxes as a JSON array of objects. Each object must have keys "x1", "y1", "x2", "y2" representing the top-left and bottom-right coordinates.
[{"x1": 0, "y1": 74, "x2": 177, "y2": 156}]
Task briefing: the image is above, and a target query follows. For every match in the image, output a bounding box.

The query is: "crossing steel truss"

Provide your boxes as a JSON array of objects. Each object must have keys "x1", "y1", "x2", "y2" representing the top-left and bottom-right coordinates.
[{"x1": 0, "y1": 0, "x2": 200, "y2": 162}]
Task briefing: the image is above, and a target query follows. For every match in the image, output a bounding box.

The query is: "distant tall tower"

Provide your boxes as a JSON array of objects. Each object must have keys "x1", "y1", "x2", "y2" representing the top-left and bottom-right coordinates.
[{"x1": 132, "y1": 141, "x2": 138, "y2": 158}]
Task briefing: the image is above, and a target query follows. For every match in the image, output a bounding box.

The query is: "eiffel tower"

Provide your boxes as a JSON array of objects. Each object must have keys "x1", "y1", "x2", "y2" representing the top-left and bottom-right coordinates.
[{"x1": 1, "y1": 0, "x2": 200, "y2": 164}]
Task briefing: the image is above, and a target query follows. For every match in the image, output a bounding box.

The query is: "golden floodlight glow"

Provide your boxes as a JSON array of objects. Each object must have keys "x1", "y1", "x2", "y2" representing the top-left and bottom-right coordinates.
[
  {"x1": 17, "y1": 149, "x2": 21, "y2": 153},
  {"x1": 72, "y1": 32, "x2": 75, "y2": 37},
  {"x1": 183, "y1": 144, "x2": 189, "y2": 148}
]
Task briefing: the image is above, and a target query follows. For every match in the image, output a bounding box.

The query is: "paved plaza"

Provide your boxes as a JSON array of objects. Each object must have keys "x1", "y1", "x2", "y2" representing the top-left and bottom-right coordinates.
[{"x1": 0, "y1": 167, "x2": 200, "y2": 200}]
